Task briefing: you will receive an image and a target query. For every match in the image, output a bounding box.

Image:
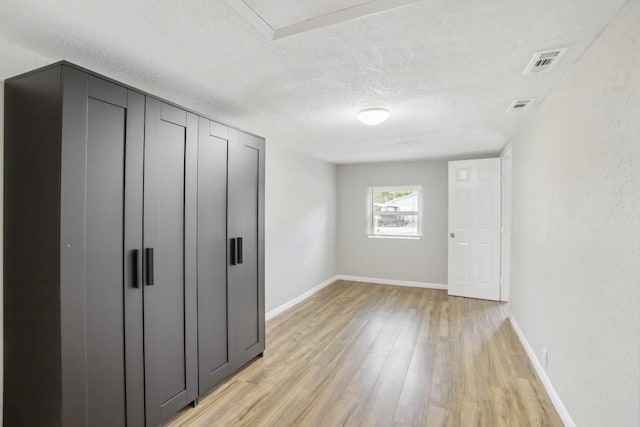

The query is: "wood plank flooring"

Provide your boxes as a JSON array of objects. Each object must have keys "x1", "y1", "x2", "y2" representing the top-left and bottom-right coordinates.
[{"x1": 168, "y1": 280, "x2": 562, "y2": 427}]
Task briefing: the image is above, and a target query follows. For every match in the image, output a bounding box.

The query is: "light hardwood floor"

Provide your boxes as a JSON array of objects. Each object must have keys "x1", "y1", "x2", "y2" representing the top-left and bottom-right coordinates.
[{"x1": 169, "y1": 280, "x2": 562, "y2": 426}]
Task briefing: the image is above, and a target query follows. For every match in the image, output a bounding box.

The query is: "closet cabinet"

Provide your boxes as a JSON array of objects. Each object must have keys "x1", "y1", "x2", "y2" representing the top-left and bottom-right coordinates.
[{"x1": 3, "y1": 62, "x2": 265, "y2": 427}]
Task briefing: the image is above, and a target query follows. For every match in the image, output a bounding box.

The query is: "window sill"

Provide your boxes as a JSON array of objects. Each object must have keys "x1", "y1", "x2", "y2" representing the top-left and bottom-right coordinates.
[{"x1": 367, "y1": 235, "x2": 421, "y2": 240}]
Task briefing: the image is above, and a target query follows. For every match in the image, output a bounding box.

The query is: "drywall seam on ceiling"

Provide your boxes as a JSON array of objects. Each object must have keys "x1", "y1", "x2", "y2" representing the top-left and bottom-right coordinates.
[
  {"x1": 225, "y1": 0, "x2": 275, "y2": 39},
  {"x1": 226, "y1": 0, "x2": 425, "y2": 40}
]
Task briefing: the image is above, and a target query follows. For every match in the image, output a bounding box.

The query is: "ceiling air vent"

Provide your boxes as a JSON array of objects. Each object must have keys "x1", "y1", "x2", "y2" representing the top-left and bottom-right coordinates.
[
  {"x1": 507, "y1": 99, "x2": 534, "y2": 112},
  {"x1": 523, "y1": 48, "x2": 567, "y2": 74}
]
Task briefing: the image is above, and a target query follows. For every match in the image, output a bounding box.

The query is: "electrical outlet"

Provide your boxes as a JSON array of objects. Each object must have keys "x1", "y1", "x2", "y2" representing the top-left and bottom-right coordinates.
[{"x1": 542, "y1": 347, "x2": 549, "y2": 369}]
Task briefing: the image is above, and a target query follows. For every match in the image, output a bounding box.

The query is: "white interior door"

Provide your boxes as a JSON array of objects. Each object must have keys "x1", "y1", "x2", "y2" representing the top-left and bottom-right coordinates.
[{"x1": 448, "y1": 158, "x2": 501, "y2": 301}]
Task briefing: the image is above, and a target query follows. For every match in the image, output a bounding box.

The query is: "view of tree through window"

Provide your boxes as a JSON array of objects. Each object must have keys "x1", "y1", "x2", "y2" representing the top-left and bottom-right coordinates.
[
  {"x1": 373, "y1": 190, "x2": 414, "y2": 204},
  {"x1": 368, "y1": 186, "x2": 421, "y2": 237}
]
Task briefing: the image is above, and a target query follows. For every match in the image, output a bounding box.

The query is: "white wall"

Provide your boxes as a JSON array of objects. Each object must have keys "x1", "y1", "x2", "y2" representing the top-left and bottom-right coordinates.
[
  {"x1": 509, "y1": 1, "x2": 640, "y2": 425},
  {"x1": 265, "y1": 144, "x2": 337, "y2": 313},
  {"x1": 337, "y1": 160, "x2": 449, "y2": 285}
]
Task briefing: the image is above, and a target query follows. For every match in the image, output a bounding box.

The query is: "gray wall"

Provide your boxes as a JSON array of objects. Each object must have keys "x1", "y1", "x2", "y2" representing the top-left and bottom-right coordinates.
[
  {"x1": 337, "y1": 160, "x2": 449, "y2": 284},
  {"x1": 509, "y1": 1, "x2": 640, "y2": 425},
  {"x1": 265, "y1": 144, "x2": 337, "y2": 312}
]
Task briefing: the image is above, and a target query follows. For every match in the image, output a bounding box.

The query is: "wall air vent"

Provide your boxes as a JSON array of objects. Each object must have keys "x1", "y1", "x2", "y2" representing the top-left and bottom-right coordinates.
[
  {"x1": 507, "y1": 99, "x2": 534, "y2": 112},
  {"x1": 523, "y1": 49, "x2": 567, "y2": 74}
]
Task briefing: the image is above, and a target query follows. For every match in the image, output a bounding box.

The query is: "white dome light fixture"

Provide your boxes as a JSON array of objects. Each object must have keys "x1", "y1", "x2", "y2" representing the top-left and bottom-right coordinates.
[{"x1": 357, "y1": 108, "x2": 390, "y2": 126}]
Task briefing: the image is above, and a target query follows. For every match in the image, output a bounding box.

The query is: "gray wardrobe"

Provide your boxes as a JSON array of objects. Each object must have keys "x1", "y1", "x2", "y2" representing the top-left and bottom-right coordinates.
[{"x1": 3, "y1": 62, "x2": 265, "y2": 427}]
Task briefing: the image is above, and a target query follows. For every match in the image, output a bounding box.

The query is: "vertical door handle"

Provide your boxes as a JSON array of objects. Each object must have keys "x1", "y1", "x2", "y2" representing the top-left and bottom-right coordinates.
[
  {"x1": 230, "y1": 238, "x2": 237, "y2": 266},
  {"x1": 132, "y1": 249, "x2": 141, "y2": 288},
  {"x1": 145, "y1": 248, "x2": 155, "y2": 286},
  {"x1": 237, "y1": 237, "x2": 243, "y2": 265}
]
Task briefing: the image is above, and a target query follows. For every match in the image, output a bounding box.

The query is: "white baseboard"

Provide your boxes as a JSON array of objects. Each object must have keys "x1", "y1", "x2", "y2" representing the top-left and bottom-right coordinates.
[
  {"x1": 265, "y1": 275, "x2": 339, "y2": 321},
  {"x1": 265, "y1": 274, "x2": 445, "y2": 321},
  {"x1": 337, "y1": 275, "x2": 447, "y2": 290},
  {"x1": 508, "y1": 315, "x2": 575, "y2": 427}
]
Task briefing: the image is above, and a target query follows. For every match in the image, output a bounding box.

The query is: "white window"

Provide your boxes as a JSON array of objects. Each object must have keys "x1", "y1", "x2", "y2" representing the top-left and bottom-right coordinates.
[{"x1": 367, "y1": 185, "x2": 422, "y2": 238}]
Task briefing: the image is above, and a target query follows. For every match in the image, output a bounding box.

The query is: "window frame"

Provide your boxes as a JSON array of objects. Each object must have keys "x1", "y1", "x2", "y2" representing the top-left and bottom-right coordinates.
[{"x1": 366, "y1": 185, "x2": 423, "y2": 239}]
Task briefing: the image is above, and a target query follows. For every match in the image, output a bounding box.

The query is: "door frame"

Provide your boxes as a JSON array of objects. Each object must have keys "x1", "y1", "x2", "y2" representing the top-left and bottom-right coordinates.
[{"x1": 500, "y1": 144, "x2": 513, "y2": 302}]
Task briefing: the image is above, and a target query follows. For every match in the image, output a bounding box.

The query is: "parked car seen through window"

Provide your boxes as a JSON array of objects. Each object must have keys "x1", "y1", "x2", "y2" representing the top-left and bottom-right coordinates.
[{"x1": 368, "y1": 186, "x2": 422, "y2": 237}]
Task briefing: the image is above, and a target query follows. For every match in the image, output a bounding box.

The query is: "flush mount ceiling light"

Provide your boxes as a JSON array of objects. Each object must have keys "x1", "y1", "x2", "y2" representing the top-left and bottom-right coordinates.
[{"x1": 357, "y1": 108, "x2": 390, "y2": 126}]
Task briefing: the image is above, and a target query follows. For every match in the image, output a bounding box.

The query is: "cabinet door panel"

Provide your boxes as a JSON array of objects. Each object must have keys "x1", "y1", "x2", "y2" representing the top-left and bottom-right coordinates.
[
  {"x1": 143, "y1": 98, "x2": 198, "y2": 425},
  {"x1": 197, "y1": 118, "x2": 230, "y2": 394},
  {"x1": 157, "y1": 119, "x2": 187, "y2": 401},
  {"x1": 228, "y1": 130, "x2": 265, "y2": 371},
  {"x1": 60, "y1": 69, "x2": 145, "y2": 427},
  {"x1": 237, "y1": 145, "x2": 259, "y2": 351},
  {"x1": 123, "y1": 90, "x2": 146, "y2": 427},
  {"x1": 85, "y1": 97, "x2": 127, "y2": 427}
]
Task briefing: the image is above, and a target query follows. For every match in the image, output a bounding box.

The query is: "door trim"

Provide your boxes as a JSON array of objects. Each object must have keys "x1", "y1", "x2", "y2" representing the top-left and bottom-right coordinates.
[{"x1": 500, "y1": 144, "x2": 513, "y2": 302}]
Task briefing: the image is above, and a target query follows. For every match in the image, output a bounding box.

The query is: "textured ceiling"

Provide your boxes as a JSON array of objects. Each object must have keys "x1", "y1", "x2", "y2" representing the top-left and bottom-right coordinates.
[{"x1": 0, "y1": 0, "x2": 628, "y2": 163}]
